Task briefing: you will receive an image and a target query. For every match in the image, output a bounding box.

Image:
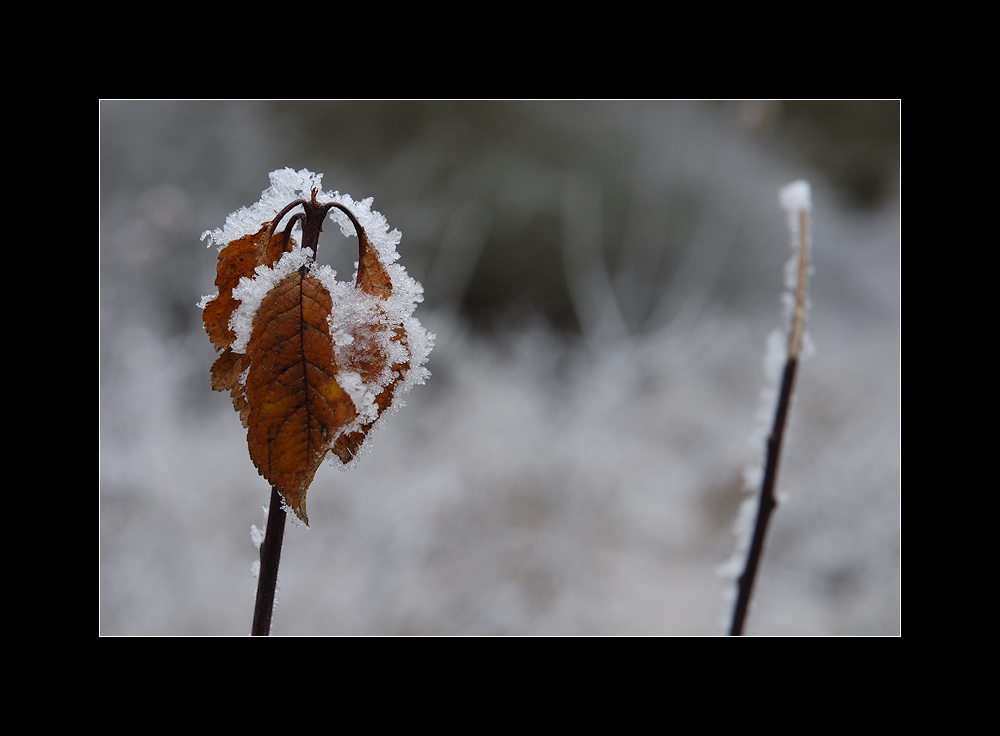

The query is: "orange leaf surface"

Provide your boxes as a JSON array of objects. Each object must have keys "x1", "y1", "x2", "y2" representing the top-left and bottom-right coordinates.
[
  {"x1": 203, "y1": 225, "x2": 291, "y2": 425},
  {"x1": 200, "y1": 168, "x2": 433, "y2": 524}
]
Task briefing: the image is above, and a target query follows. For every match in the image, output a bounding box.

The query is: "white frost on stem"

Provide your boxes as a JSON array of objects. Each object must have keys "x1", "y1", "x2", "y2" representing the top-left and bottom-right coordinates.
[
  {"x1": 717, "y1": 180, "x2": 815, "y2": 626},
  {"x1": 779, "y1": 180, "x2": 813, "y2": 360}
]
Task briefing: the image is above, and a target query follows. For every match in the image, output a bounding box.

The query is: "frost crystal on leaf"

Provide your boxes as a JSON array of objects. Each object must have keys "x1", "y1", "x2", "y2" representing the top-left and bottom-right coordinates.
[{"x1": 200, "y1": 168, "x2": 434, "y2": 524}]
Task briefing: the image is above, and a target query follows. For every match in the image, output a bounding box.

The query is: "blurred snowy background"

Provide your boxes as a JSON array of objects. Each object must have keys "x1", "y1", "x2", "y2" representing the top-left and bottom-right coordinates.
[{"x1": 100, "y1": 101, "x2": 899, "y2": 635}]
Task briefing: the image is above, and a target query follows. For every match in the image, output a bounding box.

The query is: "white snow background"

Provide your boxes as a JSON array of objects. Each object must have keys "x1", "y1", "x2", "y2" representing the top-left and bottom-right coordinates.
[{"x1": 100, "y1": 102, "x2": 899, "y2": 635}]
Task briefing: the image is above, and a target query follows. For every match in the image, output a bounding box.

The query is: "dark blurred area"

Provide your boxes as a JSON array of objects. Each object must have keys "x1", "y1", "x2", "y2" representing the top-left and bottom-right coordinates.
[
  {"x1": 101, "y1": 101, "x2": 898, "y2": 340},
  {"x1": 278, "y1": 100, "x2": 899, "y2": 329}
]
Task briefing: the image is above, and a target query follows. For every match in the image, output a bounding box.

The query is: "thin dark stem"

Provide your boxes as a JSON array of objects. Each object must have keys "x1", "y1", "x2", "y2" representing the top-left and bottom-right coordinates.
[
  {"x1": 264, "y1": 195, "x2": 365, "y2": 264},
  {"x1": 252, "y1": 486, "x2": 287, "y2": 636},
  {"x1": 729, "y1": 357, "x2": 798, "y2": 636},
  {"x1": 321, "y1": 202, "x2": 365, "y2": 265},
  {"x1": 281, "y1": 213, "x2": 303, "y2": 252},
  {"x1": 267, "y1": 199, "x2": 307, "y2": 239}
]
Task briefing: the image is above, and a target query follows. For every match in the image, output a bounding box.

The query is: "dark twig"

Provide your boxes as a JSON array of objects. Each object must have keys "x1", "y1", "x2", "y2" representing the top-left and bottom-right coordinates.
[
  {"x1": 729, "y1": 357, "x2": 798, "y2": 636},
  {"x1": 252, "y1": 486, "x2": 287, "y2": 636},
  {"x1": 728, "y1": 188, "x2": 811, "y2": 636}
]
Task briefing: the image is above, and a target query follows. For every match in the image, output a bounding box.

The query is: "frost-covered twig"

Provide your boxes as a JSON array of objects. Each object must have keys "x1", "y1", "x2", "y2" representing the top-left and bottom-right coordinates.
[
  {"x1": 202, "y1": 168, "x2": 433, "y2": 635},
  {"x1": 728, "y1": 181, "x2": 812, "y2": 636},
  {"x1": 252, "y1": 486, "x2": 287, "y2": 636}
]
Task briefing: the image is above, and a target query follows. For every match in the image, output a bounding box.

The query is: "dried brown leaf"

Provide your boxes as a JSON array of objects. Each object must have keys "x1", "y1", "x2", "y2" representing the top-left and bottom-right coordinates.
[
  {"x1": 204, "y1": 226, "x2": 292, "y2": 421},
  {"x1": 243, "y1": 268, "x2": 357, "y2": 523},
  {"x1": 201, "y1": 176, "x2": 432, "y2": 526}
]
